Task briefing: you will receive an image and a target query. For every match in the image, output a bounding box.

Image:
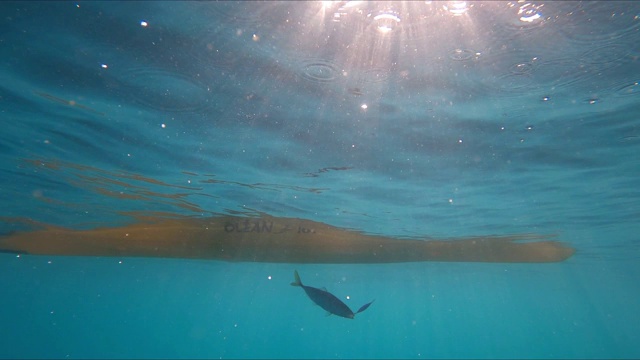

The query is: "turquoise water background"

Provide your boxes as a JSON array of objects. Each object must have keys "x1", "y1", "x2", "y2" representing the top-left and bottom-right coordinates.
[{"x1": 1, "y1": 1, "x2": 639, "y2": 358}]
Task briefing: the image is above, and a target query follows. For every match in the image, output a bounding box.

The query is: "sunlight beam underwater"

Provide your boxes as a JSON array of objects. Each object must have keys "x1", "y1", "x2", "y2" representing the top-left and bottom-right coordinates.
[{"x1": 0, "y1": 215, "x2": 574, "y2": 263}]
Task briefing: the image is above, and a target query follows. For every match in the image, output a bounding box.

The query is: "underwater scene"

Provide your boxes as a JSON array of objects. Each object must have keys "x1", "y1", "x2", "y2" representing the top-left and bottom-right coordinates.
[{"x1": 0, "y1": 1, "x2": 639, "y2": 358}]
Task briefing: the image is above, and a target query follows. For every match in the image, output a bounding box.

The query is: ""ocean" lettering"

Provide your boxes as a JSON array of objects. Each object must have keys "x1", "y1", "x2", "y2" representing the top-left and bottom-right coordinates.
[{"x1": 224, "y1": 220, "x2": 273, "y2": 233}]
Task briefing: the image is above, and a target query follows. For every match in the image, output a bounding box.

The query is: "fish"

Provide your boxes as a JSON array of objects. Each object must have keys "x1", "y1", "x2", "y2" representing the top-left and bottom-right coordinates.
[{"x1": 291, "y1": 270, "x2": 374, "y2": 319}]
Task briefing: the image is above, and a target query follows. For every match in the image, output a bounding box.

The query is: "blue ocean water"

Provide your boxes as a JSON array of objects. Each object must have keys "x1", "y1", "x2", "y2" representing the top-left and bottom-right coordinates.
[{"x1": 0, "y1": 1, "x2": 639, "y2": 358}]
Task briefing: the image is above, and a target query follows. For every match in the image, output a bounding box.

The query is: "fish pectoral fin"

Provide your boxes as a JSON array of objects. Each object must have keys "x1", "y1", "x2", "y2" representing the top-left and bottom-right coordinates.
[{"x1": 325, "y1": 311, "x2": 332, "y2": 317}]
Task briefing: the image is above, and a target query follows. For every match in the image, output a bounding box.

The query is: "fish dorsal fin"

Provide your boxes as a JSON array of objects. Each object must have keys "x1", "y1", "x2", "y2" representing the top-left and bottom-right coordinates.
[
  {"x1": 291, "y1": 270, "x2": 302, "y2": 287},
  {"x1": 322, "y1": 287, "x2": 328, "y2": 292}
]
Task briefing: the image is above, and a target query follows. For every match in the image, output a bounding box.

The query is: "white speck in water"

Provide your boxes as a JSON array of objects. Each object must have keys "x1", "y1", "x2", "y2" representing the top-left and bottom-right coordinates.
[{"x1": 140, "y1": 21, "x2": 148, "y2": 27}]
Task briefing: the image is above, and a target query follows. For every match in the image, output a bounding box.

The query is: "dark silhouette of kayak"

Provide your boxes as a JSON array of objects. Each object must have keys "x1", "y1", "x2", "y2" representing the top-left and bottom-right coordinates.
[
  {"x1": 0, "y1": 215, "x2": 575, "y2": 263},
  {"x1": 291, "y1": 270, "x2": 374, "y2": 319}
]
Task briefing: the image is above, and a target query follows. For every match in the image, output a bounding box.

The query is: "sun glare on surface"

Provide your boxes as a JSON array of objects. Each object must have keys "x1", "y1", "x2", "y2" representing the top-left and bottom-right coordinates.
[{"x1": 247, "y1": 1, "x2": 545, "y2": 115}]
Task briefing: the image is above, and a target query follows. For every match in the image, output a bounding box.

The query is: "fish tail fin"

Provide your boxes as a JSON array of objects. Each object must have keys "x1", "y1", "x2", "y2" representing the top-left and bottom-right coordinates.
[
  {"x1": 355, "y1": 299, "x2": 375, "y2": 314},
  {"x1": 290, "y1": 270, "x2": 303, "y2": 287}
]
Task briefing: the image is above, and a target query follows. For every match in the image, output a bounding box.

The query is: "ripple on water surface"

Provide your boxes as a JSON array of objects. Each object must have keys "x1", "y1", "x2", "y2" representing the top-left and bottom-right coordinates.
[
  {"x1": 580, "y1": 43, "x2": 630, "y2": 67},
  {"x1": 297, "y1": 59, "x2": 342, "y2": 84},
  {"x1": 481, "y1": 0, "x2": 547, "y2": 40},
  {"x1": 557, "y1": 1, "x2": 640, "y2": 45},
  {"x1": 118, "y1": 67, "x2": 214, "y2": 114},
  {"x1": 448, "y1": 48, "x2": 480, "y2": 62},
  {"x1": 614, "y1": 81, "x2": 640, "y2": 98},
  {"x1": 205, "y1": 1, "x2": 275, "y2": 28}
]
